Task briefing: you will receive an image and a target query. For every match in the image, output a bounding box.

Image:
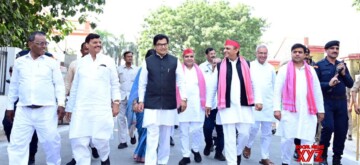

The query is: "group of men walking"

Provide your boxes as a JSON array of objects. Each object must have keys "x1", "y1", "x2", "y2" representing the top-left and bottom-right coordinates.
[{"x1": 3, "y1": 31, "x2": 359, "y2": 165}]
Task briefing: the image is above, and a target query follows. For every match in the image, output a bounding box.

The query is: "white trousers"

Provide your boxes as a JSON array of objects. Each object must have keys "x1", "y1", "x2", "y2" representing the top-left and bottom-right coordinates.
[
  {"x1": 117, "y1": 99, "x2": 135, "y2": 143},
  {"x1": 281, "y1": 137, "x2": 313, "y2": 164},
  {"x1": 71, "y1": 137, "x2": 110, "y2": 165},
  {"x1": 246, "y1": 121, "x2": 272, "y2": 159},
  {"x1": 8, "y1": 106, "x2": 61, "y2": 165},
  {"x1": 223, "y1": 123, "x2": 252, "y2": 165},
  {"x1": 179, "y1": 122, "x2": 203, "y2": 157},
  {"x1": 145, "y1": 125, "x2": 172, "y2": 165}
]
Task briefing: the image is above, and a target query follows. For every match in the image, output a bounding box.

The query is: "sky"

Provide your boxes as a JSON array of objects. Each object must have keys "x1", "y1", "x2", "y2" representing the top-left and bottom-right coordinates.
[{"x1": 95, "y1": 0, "x2": 360, "y2": 60}]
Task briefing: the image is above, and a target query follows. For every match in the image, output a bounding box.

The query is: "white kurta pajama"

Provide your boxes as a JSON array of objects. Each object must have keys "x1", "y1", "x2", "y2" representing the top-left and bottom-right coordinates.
[
  {"x1": 178, "y1": 66, "x2": 205, "y2": 158},
  {"x1": 66, "y1": 54, "x2": 120, "y2": 165},
  {"x1": 138, "y1": 58, "x2": 186, "y2": 165},
  {"x1": 246, "y1": 60, "x2": 276, "y2": 159},
  {"x1": 6, "y1": 54, "x2": 65, "y2": 165},
  {"x1": 207, "y1": 58, "x2": 260, "y2": 165},
  {"x1": 274, "y1": 64, "x2": 324, "y2": 164}
]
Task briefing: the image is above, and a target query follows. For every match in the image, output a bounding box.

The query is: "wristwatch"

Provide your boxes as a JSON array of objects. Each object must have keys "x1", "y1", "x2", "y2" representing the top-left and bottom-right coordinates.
[
  {"x1": 113, "y1": 100, "x2": 120, "y2": 105},
  {"x1": 182, "y1": 98, "x2": 187, "y2": 102}
]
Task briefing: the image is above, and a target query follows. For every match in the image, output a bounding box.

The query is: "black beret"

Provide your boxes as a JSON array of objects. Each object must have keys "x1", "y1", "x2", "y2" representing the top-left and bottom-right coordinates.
[{"x1": 324, "y1": 40, "x2": 339, "y2": 49}]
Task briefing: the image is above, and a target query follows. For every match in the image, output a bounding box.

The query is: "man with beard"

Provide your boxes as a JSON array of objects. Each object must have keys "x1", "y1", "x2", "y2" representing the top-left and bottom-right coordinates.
[
  {"x1": 66, "y1": 33, "x2": 120, "y2": 165},
  {"x1": 315, "y1": 40, "x2": 354, "y2": 165},
  {"x1": 199, "y1": 48, "x2": 225, "y2": 161},
  {"x1": 206, "y1": 39, "x2": 261, "y2": 165}
]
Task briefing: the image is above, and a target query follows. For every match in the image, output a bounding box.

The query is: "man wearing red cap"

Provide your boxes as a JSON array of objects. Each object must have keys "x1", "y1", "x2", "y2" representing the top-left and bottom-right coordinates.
[
  {"x1": 177, "y1": 48, "x2": 206, "y2": 165},
  {"x1": 206, "y1": 39, "x2": 261, "y2": 165}
]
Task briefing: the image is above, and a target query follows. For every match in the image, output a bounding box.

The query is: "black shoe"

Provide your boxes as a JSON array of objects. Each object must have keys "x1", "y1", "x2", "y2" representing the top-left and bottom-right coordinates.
[
  {"x1": 131, "y1": 135, "x2": 137, "y2": 145},
  {"x1": 175, "y1": 125, "x2": 179, "y2": 129},
  {"x1": 178, "y1": 157, "x2": 190, "y2": 165},
  {"x1": 91, "y1": 147, "x2": 99, "y2": 158},
  {"x1": 66, "y1": 158, "x2": 76, "y2": 165},
  {"x1": 237, "y1": 155, "x2": 241, "y2": 165},
  {"x1": 170, "y1": 137, "x2": 175, "y2": 146},
  {"x1": 28, "y1": 155, "x2": 35, "y2": 165},
  {"x1": 28, "y1": 160, "x2": 35, "y2": 165},
  {"x1": 117, "y1": 143, "x2": 128, "y2": 149},
  {"x1": 214, "y1": 152, "x2": 226, "y2": 161},
  {"x1": 101, "y1": 157, "x2": 110, "y2": 165},
  {"x1": 191, "y1": 149, "x2": 202, "y2": 163},
  {"x1": 281, "y1": 164, "x2": 289, "y2": 165},
  {"x1": 293, "y1": 149, "x2": 299, "y2": 160},
  {"x1": 333, "y1": 155, "x2": 342, "y2": 165},
  {"x1": 348, "y1": 135, "x2": 353, "y2": 141},
  {"x1": 272, "y1": 129, "x2": 276, "y2": 135},
  {"x1": 203, "y1": 145, "x2": 211, "y2": 156}
]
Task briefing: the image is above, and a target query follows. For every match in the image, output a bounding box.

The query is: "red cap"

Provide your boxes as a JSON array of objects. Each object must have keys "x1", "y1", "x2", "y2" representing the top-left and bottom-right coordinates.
[
  {"x1": 224, "y1": 39, "x2": 240, "y2": 48},
  {"x1": 183, "y1": 48, "x2": 194, "y2": 56}
]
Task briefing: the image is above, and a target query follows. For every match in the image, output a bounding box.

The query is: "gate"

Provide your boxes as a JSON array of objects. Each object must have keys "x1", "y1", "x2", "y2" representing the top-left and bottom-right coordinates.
[{"x1": 0, "y1": 47, "x2": 8, "y2": 95}]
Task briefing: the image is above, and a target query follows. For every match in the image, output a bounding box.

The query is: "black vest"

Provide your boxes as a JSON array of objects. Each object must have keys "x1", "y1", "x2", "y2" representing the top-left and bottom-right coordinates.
[
  {"x1": 144, "y1": 54, "x2": 178, "y2": 109},
  {"x1": 217, "y1": 58, "x2": 254, "y2": 107}
]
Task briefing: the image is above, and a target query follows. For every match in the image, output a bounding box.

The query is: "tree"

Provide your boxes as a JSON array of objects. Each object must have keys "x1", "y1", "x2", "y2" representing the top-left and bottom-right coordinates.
[
  {"x1": 354, "y1": 0, "x2": 360, "y2": 10},
  {"x1": 0, "y1": 0, "x2": 105, "y2": 48},
  {"x1": 138, "y1": 0, "x2": 267, "y2": 63},
  {"x1": 96, "y1": 30, "x2": 138, "y2": 66}
]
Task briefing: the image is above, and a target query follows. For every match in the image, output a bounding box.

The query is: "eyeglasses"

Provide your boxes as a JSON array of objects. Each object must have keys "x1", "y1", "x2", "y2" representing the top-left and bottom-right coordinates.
[
  {"x1": 33, "y1": 41, "x2": 49, "y2": 46},
  {"x1": 156, "y1": 43, "x2": 168, "y2": 47}
]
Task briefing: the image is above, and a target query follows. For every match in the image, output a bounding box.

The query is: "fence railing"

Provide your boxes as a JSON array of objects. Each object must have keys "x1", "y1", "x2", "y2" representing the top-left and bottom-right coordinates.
[{"x1": 0, "y1": 47, "x2": 8, "y2": 95}]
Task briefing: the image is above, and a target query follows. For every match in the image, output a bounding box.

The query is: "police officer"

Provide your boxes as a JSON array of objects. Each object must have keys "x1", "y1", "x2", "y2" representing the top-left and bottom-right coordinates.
[{"x1": 315, "y1": 40, "x2": 353, "y2": 165}]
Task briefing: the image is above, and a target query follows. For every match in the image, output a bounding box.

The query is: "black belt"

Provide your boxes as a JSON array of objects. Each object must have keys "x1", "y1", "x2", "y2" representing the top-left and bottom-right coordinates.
[
  {"x1": 26, "y1": 105, "x2": 43, "y2": 109},
  {"x1": 324, "y1": 95, "x2": 346, "y2": 100}
]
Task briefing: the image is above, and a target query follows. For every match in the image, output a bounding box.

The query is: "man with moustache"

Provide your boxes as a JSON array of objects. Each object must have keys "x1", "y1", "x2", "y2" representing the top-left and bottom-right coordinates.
[
  {"x1": 117, "y1": 51, "x2": 139, "y2": 149},
  {"x1": 6, "y1": 31, "x2": 65, "y2": 165},
  {"x1": 66, "y1": 33, "x2": 120, "y2": 165},
  {"x1": 315, "y1": 40, "x2": 354, "y2": 165},
  {"x1": 199, "y1": 47, "x2": 225, "y2": 161},
  {"x1": 177, "y1": 48, "x2": 206, "y2": 165},
  {"x1": 243, "y1": 45, "x2": 276, "y2": 165},
  {"x1": 206, "y1": 39, "x2": 261, "y2": 165},
  {"x1": 274, "y1": 43, "x2": 324, "y2": 165},
  {"x1": 65, "y1": 42, "x2": 100, "y2": 165},
  {"x1": 137, "y1": 34, "x2": 187, "y2": 165}
]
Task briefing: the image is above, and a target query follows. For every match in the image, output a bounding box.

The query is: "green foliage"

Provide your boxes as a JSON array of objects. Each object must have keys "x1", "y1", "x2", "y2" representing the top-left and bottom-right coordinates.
[
  {"x1": 138, "y1": 0, "x2": 267, "y2": 63},
  {"x1": 353, "y1": 0, "x2": 360, "y2": 10},
  {"x1": 0, "y1": 0, "x2": 105, "y2": 48},
  {"x1": 95, "y1": 30, "x2": 137, "y2": 65}
]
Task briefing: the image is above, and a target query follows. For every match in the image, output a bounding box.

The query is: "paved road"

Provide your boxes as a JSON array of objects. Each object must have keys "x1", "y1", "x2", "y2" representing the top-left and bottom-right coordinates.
[{"x1": 0, "y1": 124, "x2": 358, "y2": 165}]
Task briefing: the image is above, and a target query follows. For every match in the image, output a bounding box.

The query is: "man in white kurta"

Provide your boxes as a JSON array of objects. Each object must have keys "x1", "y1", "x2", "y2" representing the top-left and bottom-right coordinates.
[
  {"x1": 117, "y1": 51, "x2": 139, "y2": 149},
  {"x1": 206, "y1": 40, "x2": 261, "y2": 165},
  {"x1": 244, "y1": 45, "x2": 276, "y2": 165},
  {"x1": 6, "y1": 31, "x2": 65, "y2": 165},
  {"x1": 138, "y1": 34, "x2": 187, "y2": 165},
  {"x1": 66, "y1": 33, "x2": 120, "y2": 165},
  {"x1": 178, "y1": 48, "x2": 205, "y2": 165},
  {"x1": 274, "y1": 43, "x2": 324, "y2": 165}
]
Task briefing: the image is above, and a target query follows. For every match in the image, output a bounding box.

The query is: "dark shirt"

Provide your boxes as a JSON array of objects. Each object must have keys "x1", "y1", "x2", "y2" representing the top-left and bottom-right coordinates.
[{"x1": 315, "y1": 58, "x2": 353, "y2": 97}]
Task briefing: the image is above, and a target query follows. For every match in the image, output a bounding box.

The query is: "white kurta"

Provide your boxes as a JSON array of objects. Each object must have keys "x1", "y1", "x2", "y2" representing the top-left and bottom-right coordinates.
[
  {"x1": 206, "y1": 58, "x2": 259, "y2": 125},
  {"x1": 67, "y1": 54, "x2": 121, "y2": 140},
  {"x1": 274, "y1": 64, "x2": 324, "y2": 141},
  {"x1": 178, "y1": 67, "x2": 205, "y2": 122},
  {"x1": 250, "y1": 60, "x2": 276, "y2": 122},
  {"x1": 138, "y1": 57, "x2": 186, "y2": 127}
]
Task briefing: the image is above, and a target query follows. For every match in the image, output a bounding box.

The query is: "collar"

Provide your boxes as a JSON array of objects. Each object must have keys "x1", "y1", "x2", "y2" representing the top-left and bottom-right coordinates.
[
  {"x1": 156, "y1": 53, "x2": 167, "y2": 59},
  {"x1": 122, "y1": 64, "x2": 134, "y2": 69},
  {"x1": 24, "y1": 53, "x2": 45, "y2": 60}
]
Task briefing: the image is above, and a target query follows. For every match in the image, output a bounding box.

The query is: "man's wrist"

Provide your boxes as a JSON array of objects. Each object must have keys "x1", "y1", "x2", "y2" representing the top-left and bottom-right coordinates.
[
  {"x1": 182, "y1": 98, "x2": 187, "y2": 102},
  {"x1": 113, "y1": 100, "x2": 120, "y2": 105}
]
